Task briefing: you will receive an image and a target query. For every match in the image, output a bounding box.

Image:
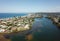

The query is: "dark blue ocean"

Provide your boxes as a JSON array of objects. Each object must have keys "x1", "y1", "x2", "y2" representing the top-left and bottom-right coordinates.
[{"x1": 0, "y1": 13, "x2": 27, "y2": 18}]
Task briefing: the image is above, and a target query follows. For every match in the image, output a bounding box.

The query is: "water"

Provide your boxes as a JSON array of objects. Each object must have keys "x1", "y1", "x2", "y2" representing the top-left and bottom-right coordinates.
[
  {"x1": 11, "y1": 17, "x2": 60, "y2": 41},
  {"x1": 0, "y1": 13, "x2": 27, "y2": 18},
  {"x1": 0, "y1": 13, "x2": 60, "y2": 41},
  {"x1": 31, "y1": 18, "x2": 60, "y2": 41}
]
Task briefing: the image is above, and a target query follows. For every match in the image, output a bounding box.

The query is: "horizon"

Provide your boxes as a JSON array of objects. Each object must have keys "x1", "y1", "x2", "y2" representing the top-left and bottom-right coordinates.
[{"x1": 0, "y1": 0, "x2": 60, "y2": 13}]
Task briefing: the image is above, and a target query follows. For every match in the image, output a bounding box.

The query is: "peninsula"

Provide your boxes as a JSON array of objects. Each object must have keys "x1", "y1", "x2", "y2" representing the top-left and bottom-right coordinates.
[{"x1": 0, "y1": 15, "x2": 34, "y2": 33}]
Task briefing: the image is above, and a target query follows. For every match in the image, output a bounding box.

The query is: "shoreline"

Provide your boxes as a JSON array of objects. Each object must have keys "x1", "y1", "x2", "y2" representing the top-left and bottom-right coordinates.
[
  {"x1": 45, "y1": 15, "x2": 60, "y2": 28},
  {"x1": 0, "y1": 14, "x2": 28, "y2": 20},
  {"x1": 0, "y1": 14, "x2": 34, "y2": 34}
]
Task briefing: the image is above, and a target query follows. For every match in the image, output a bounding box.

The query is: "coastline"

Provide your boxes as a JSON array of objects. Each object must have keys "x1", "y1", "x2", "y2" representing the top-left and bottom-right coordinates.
[
  {"x1": 0, "y1": 14, "x2": 34, "y2": 41},
  {"x1": 0, "y1": 14, "x2": 28, "y2": 20},
  {"x1": 0, "y1": 14, "x2": 34, "y2": 34}
]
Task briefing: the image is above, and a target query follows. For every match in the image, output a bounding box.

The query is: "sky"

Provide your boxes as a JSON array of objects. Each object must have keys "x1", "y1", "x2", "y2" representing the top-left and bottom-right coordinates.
[{"x1": 0, "y1": 0, "x2": 60, "y2": 13}]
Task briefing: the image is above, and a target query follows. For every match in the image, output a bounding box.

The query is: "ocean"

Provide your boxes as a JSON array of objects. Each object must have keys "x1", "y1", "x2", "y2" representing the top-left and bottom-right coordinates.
[{"x1": 0, "y1": 13, "x2": 27, "y2": 18}]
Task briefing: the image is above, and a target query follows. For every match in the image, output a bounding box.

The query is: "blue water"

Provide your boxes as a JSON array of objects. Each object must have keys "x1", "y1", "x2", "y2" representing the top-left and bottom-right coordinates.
[
  {"x1": 31, "y1": 18, "x2": 60, "y2": 41},
  {"x1": 0, "y1": 13, "x2": 27, "y2": 18},
  {"x1": 10, "y1": 17, "x2": 60, "y2": 41},
  {"x1": 0, "y1": 13, "x2": 60, "y2": 41}
]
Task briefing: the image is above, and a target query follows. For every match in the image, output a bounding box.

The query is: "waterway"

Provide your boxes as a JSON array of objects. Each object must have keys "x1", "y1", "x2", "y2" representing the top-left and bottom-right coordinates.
[{"x1": 10, "y1": 17, "x2": 60, "y2": 41}]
